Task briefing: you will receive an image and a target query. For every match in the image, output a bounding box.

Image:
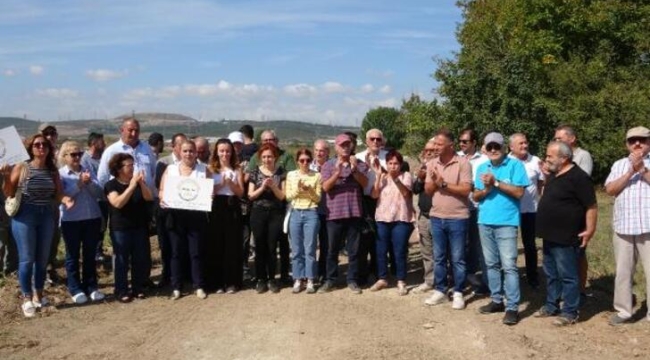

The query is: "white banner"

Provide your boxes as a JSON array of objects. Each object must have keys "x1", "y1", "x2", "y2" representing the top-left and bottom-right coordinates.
[
  {"x1": 162, "y1": 176, "x2": 213, "y2": 212},
  {"x1": 0, "y1": 126, "x2": 29, "y2": 166}
]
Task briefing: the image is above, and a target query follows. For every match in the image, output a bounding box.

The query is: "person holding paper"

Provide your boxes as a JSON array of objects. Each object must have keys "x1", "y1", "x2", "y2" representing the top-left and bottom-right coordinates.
[{"x1": 159, "y1": 140, "x2": 211, "y2": 300}]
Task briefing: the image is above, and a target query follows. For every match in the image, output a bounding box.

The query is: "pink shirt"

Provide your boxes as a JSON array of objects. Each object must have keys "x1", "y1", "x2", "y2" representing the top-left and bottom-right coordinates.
[
  {"x1": 426, "y1": 154, "x2": 472, "y2": 219},
  {"x1": 375, "y1": 172, "x2": 416, "y2": 223}
]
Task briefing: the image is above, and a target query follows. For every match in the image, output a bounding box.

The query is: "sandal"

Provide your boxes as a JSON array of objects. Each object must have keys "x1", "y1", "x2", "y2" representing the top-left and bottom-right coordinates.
[{"x1": 370, "y1": 279, "x2": 388, "y2": 292}]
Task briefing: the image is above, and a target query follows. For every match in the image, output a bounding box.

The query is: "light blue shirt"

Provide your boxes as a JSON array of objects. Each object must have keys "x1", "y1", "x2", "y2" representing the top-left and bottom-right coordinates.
[
  {"x1": 97, "y1": 139, "x2": 157, "y2": 195},
  {"x1": 474, "y1": 156, "x2": 529, "y2": 227},
  {"x1": 59, "y1": 165, "x2": 103, "y2": 222}
]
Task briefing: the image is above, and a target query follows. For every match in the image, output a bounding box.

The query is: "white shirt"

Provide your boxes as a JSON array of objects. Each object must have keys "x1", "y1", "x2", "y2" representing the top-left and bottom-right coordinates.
[
  {"x1": 605, "y1": 155, "x2": 650, "y2": 235},
  {"x1": 457, "y1": 150, "x2": 488, "y2": 208},
  {"x1": 213, "y1": 168, "x2": 240, "y2": 196},
  {"x1": 356, "y1": 149, "x2": 388, "y2": 196},
  {"x1": 508, "y1": 153, "x2": 544, "y2": 213},
  {"x1": 97, "y1": 139, "x2": 157, "y2": 195}
]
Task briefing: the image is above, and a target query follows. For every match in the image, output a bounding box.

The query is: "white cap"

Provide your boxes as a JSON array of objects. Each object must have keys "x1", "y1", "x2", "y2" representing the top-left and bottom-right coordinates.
[{"x1": 228, "y1": 131, "x2": 244, "y2": 144}]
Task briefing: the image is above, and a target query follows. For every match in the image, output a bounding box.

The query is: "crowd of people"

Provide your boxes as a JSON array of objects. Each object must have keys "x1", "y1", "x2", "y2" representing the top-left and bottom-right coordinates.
[{"x1": 1, "y1": 119, "x2": 649, "y2": 328}]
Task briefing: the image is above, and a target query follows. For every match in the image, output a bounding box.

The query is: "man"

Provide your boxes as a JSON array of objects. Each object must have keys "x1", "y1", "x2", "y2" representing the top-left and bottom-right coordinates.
[
  {"x1": 473, "y1": 132, "x2": 529, "y2": 325},
  {"x1": 194, "y1": 136, "x2": 210, "y2": 164},
  {"x1": 457, "y1": 128, "x2": 489, "y2": 295},
  {"x1": 605, "y1": 126, "x2": 650, "y2": 325},
  {"x1": 312, "y1": 139, "x2": 330, "y2": 281},
  {"x1": 148, "y1": 132, "x2": 164, "y2": 160},
  {"x1": 239, "y1": 124, "x2": 258, "y2": 164},
  {"x1": 535, "y1": 141, "x2": 597, "y2": 326},
  {"x1": 509, "y1": 133, "x2": 545, "y2": 288},
  {"x1": 238, "y1": 125, "x2": 257, "y2": 280},
  {"x1": 423, "y1": 130, "x2": 473, "y2": 309},
  {"x1": 80, "y1": 132, "x2": 108, "y2": 261},
  {"x1": 411, "y1": 138, "x2": 437, "y2": 294},
  {"x1": 39, "y1": 124, "x2": 59, "y2": 156},
  {"x1": 356, "y1": 128, "x2": 388, "y2": 169},
  {"x1": 319, "y1": 134, "x2": 368, "y2": 294},
  {"x1": 40, "y1": 124, "x2": 62, "y2": 284},
  {"x1": 554, "y1": 124, "x2": 593, "y2": 297},
  {"x1": 154, "y1": 133, "x2": 188, "y2": 287}
]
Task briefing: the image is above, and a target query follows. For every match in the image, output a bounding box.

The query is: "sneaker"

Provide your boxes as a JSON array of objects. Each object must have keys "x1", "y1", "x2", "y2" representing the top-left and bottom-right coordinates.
[
  {"x1": 553, "y1": 315, "x2": 577, "y2": 326},
  {"x1": 534, "y1": 306, "x2": 559, "y2": 318},
  {"x1": 256, "y1": 281, "x2": 268, "y2": 294},
  {"x1": 318, "y1": 281, "x2": 334, "y2": 293},
  {"x1": 268, "y1": 280, "x2": 280, "y2": 293},
  {"x1": 424, "y1": 290, "x2": 447, "y2": 306},
  {"x1": 226, "y1": 286, "x2": 237, "y2": 294},
  {"x1": 479, "y1": 301, "x2": 505, "y2": 314},
  {"x1": 370, "y1": 279, "x2": 388, "y2": 292},
  {"x1": 171, "y1": 290, "x2": 181, "y2": 300},
  {"x1": 216, "y1": 288, "x2": 225, "y2": 294},
  {"x1": 72, "y1": 292, "x2": 88, "y2": 305},
  {"x1": 196, "y1": 288, "x2": 207, "y2": 299},
  {"x1": 348, "y1": 282, "x2": 362, "y2": 294},
  {"x1": 412, "y1": 283, "x2": 433, "y2": 294},
  {"x1": 397, "y1": 281, "x2": 408, "y2": 296},
  {"x1": 89, "y1": 290, "x2": 105, "y2": 302},
  {"x1": 451, "y1": 292, "x2": 465, "y2": 310},
  {"x1": 306, "y1": 280, "x2": 316, "y2": 294},
  {"x1": 503, "y1": 310, "x2": 519, "y2": 325},
  {"x1": 21, "y1": 301, "x2": 36, "y2": 318},
  {"x1": 609, "y1": 314, "x2": 632, "y2": 326},
  {"x1": 292, "y1": 280, "x2": 303, "y2": 294}
]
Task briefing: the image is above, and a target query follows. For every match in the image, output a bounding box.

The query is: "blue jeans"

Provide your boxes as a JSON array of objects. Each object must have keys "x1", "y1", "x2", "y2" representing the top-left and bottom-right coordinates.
[
  {"x1": 543, "y1": 240, "x2": 580, "y2": 319},
  {"x1": 431, "y1": 217, "x2": 468, "y2": 293},
  {"x1": 289, "y1": 209, "x2": 320, "y2": 280},
  {"x1": 111, "y1": 227, "x2": 148, "y2": 296},
  {"x1": 326, "y1": 218, "x2": 360, "y2": 284},
  {"x1": 61, "y1": 218, "x2": 101, "y2": 296},
  {"x1": 11, "y1": 203, "x2": 56, "y2": 296},
  {"x1": 376, "y1": 221, "x2": 412, "y2": 281},
  {"x1": 478, "y1": 224, "x2": 520, "y2": 311}
]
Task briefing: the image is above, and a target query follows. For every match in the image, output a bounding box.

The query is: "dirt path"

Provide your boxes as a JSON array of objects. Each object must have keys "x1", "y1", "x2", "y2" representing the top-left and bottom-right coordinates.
[{"x1": 2, "y1": 245, "x2": 650, "y2": 360}]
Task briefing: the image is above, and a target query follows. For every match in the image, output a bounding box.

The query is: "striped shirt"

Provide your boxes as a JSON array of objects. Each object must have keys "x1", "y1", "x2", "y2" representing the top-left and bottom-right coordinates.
[
  {"x1": 321, "y1": 159, "x2": 368, "y2": 220},
  {"x1": 22, "y1": 164, "x2": 56, "y2": 206},
  {"x1": 605, "y1": 155, "x2": 650, "y2": 235}
]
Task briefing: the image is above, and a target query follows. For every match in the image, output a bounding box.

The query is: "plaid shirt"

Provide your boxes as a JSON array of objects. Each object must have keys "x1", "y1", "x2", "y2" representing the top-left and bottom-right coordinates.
[
  {"x1": 321, "y1": 159, "x2": 368, "y2": 221},
  {"x1": 605, "y1": 155, "x2": 650, "y2": 235}
]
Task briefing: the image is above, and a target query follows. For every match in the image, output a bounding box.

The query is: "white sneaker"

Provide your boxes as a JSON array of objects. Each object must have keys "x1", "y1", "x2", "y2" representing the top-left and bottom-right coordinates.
[
  {"x1": 292, "y1": 280, "x2": 303, "y2": 294},
  {"x1": 90, "y1": 290, "x2": 105, "y2": 302},
  {"x1": 412, "y1": 283, "x2": 433, "y2": 294},
  {"x1": 21, "y1": 301, "x2": 36, "y2": 318},
  {"x1": 424, "y1": 290, "x2": 448, "y2": 306},
  {"x1": 72, "y1": 292, "x2": 88, "y2": 304},
  {"x1": 171, "y1": 290, "x2": 181, "y2": 300},
  {"x1": 196, "y1": 288, "x2": 207, "y2": 299},
  {"x1": 452, "y1": 292, "x2": 465, "y2": 310},
  {"x1": 306, "y1": 280, "x2": 316, "y2": 294}
]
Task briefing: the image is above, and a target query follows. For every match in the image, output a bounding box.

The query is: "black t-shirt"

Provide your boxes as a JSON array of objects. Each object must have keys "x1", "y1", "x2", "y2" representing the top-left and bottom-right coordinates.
[
  {"x1": 104, "y1": 178, "x2": 150, "y2": 231},
  {"x1": 241, "y1": 143, "x2": 258, "y2": 162},
  {"x1": 536, "y1": 165, "x2": 596, "y2": 246},
  {"x1": 249, "y1": 167, "x2": 286, "y2": 210}
]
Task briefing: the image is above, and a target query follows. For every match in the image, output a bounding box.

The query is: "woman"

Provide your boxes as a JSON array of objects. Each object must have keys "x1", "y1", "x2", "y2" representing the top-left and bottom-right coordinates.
[
  {"x1": 58, "y1": 141, "x2": 105, "y2": 304},
  {"x1": 207, "y1": 138, "x2": 244, "y2": 294},
  {"x1": 248, "y1": 143, "x2": 286, "y2": 294},
  {"x1": 105, "y1": 153, "x2": 153, "y2": 303},
  {"x1": 285, "y1": 148, "x2": 321, "y2": 294},
  {"x1": 370, "y1": 150, "x2": 415, "y2": 296},
  {"x1": 1, "y1": 134, "x2": 63, "y2": 317},
  {"x1": 159, "y1": 140, "x2": 210, "y2": 300}
]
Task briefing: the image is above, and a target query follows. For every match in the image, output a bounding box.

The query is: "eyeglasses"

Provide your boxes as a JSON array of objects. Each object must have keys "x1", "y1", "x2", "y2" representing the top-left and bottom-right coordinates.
[
  {"x1": 369, "y1": 137, "x2": 382, "y2": 142},
  {"x1": 298, "y1": 158, "x2": 311, "y2": 164},
  {"x1": 459, "y1": 139, "x2": 471, "y2": 144},
  {"x1": 486, "y1": 143, "x2": 502, "y2": 152},
  {"x1": 262, "y1": 138, "x2": 276, "y2": 143},
  {"x1": 424, "y1": 148, "x2": 435, "y2": 153},
  {"x1": 32, "y1": 142, "x2": 47, "y2": 149},
  {"x1": 68, "y1": 152, "x2": 84, "y2": 158},
  {"x1": 627, "y1": 137, "x2": 648, "y2": 145}
]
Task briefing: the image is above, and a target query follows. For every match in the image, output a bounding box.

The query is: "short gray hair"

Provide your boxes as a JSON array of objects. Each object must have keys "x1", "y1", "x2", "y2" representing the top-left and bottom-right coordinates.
[{"x1": 550, "y1": 140, "x2": 573, "y2": 160}]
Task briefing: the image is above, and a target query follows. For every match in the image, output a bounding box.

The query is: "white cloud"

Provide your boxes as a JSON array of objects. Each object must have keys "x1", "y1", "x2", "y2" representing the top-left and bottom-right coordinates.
[
  {"x1": 322, "y1": 81, "x2": 345, "y2": 93},
  {"x1": 85, "y1": 69, "x2": 127, "y2": 82},
  {"x1": 360, "y1": 84, "x2": 374, "y2": 93},
  {"x1": 36, "y1": 88, "x2": 79, "y2": 99},
  {"x1": 3, "y1": 69, "x2": 16, "y2": 77},
  {"x1": 283, "y1": 83, "x2": 318, "y2": 97},
  {"x1": 379, "y1": 85, "x2": 391, "y2": 94},
  {"x1": 29, "y1": 65, "x2": 44, "y2": 75}
]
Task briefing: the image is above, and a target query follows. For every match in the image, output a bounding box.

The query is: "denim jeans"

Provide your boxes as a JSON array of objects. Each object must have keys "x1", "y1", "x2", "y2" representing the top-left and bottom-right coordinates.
[
  {"x1": 478, "y1": 224, "x2": 520, "y2": 311},
  {"x1": 326, "y1": 217, "x2": 361, "y2": 284},
  {"x1": 543, "y1": 240, "x2": 580, "y2": 319},
  {"x1": 289, "y1": 208, "x2": 320, "y2": 280},
  {"x1": 317, "y1": 214, "x2": 329, "y2": 279},
  {"x1": 376, "y1": 221, "x2": 413, "y2": 281},
  {"x1": 111, "y1": 227, "x2": 148, "y2": 296},
  {"x1": 431, "y1": 217, "x2": 468, "y2": 293},
  {"x1": 11, "y1": 203, "x2": 56, "y2": 296},
  {"x1": 61, "y1": 218, "x2": 101, "y2": 296}
]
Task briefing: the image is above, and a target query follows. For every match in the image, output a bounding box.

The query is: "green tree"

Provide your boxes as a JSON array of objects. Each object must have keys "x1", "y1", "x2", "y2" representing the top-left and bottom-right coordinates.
[
  {"x1": 399, "y1": 94, "x2": 447, "y2": 156},
  {"x1": 360, "y1": 107, "x2": 405, "y2": 150}
]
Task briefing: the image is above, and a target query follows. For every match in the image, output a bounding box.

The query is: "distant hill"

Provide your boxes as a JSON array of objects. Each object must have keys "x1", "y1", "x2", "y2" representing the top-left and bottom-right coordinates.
[{"x1": 1, "y1": 113, "x2": 359, "y2": 145}]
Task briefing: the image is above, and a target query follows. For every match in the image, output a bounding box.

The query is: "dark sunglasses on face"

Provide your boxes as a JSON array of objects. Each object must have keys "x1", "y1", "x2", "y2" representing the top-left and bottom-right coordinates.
[
  {"x1": 32, "y1": 142, "x2": 47, "y2": 149},
  {"x1": 627, "y1": 137, "x2": 648, "y2": 145},
  {"x1": 459, "y1": 139, "x2": 471, "y2": 144},
  {"x1": 298, "y1": 158, "x2": 311, "y2": 164},
  {"x1": 369, "y1": 137, "x2": 382, "y2": 142},
  {"x1": 486, "y1": 143, "x2": 502, "y2": 152},
  {"x1": 68, "y1": 152, "x2": 84, "y2": 158}
]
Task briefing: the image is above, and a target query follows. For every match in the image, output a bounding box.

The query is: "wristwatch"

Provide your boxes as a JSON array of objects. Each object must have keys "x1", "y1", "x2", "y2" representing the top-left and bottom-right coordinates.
[
  {"x1": 494, "y1": 180, "x2": 501, "y2": 188},
  {"x1": 441, "y1": 181, "x2": 448, "y2": 189}
]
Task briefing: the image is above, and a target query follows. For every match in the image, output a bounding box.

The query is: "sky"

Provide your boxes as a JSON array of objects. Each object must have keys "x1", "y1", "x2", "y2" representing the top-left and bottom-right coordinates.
[{"x1": 0, "y1": 0, "x2": 462, "y2": 126}]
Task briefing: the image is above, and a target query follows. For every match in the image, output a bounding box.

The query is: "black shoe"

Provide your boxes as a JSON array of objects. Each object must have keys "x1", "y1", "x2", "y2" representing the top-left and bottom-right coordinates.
[
  {"x1": 268, "y1": 280, "x2": 280, "y2": 293},
  {"x1": 256, "y1": 281, "x2": 268, "y2": 294},
  {"x1": 348, "y1": 282, "x2": 362, "y2": 294},
  {"x1": 318, "y1": 281, "x2": 334, "y2": 293},
  {"x1": 155, "y1": 279, "x2": 170, "y2": 289},
  {"x1": 280, "y1": 275, "x2": 292, "y2": 286},
  {"x1": 479, "y1": 301, "x2": 505, "y2": 314},
  {"x1": 503, "y1": 310, "x2": 519, "y2": 325}
]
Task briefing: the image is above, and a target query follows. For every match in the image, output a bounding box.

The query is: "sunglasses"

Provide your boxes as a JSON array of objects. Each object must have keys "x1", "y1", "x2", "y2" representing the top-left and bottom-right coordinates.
[
  {"x1": 68, "y1": 151, "x2": 84, "y2": 158},
  {"x1": 627, "y1": 137, "x2": 648, "y2": 145},
  {"x1": 369, "y1": 137, "x2": 382, "y2": 142},
  {"x1": 262, "y1": 138, "x2": 276, "y2": 143},
  {"x1": 298, "y1": 158, "x2": 312, "y2": 164},
  {"x1": 459, "y1": 139, "x2": 472, "y2": 144},
  {"x1": 486, "y1": 143, "x2": 502, "y2": 152},
  {"x1": 32, "y1": 142, "x2": 48, "y2": 149}
]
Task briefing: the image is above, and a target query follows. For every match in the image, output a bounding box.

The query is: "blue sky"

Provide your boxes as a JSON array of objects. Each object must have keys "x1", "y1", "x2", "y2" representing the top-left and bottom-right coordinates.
[{"x1": 0, "y1": 0, "x2": 462, "y2": 126}]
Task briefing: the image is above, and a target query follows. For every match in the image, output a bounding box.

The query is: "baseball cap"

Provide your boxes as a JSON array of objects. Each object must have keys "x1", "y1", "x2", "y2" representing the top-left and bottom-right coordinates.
[
  {"x1": 335, "y1": 134, "x2": 351, "y2": 145},
  {"x1": 626, "y1": 126, "x2": 650, "y2": 139},
  {"x1": 228, "y1": 131, "x2": 244, "y2": 144},
  {"x1": 484, "y1": 132, "x2": 504, "y2": 146}
]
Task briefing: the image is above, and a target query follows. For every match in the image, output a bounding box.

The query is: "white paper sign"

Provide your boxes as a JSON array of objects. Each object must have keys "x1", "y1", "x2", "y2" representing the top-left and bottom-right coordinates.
[
  {"x1": 0, "y1": 126, "x2": 29, "y2": 166},
  {"x1": 162, "y1": 176, "x2": 213, "y2": 212}
]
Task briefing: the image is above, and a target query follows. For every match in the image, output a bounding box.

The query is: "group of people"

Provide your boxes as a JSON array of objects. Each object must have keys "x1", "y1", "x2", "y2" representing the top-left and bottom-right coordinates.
[{"x1": 1, "y1": 119, "x2": 649, "y2": 329}]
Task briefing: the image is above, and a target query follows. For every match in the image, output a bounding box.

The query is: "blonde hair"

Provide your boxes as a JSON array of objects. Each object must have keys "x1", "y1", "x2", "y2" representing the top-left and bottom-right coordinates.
[{"x1": 58, "y1": 140, "x2": 82, "y2": 167}]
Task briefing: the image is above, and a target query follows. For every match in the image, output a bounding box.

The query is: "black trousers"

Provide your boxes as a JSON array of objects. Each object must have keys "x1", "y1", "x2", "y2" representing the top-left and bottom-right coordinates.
[
  {"x1": 168, "y1": 209, "x2": 207, "y2": 291},
  {"x1": 250, "y1": 207, "x2": 284, "y2": 282},
  {"x1": 207, "y1": 196, "x2": 244, "y2": 289}
]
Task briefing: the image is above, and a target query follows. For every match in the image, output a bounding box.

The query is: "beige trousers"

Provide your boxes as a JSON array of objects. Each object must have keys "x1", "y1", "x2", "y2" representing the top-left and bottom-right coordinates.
[
  {"x1": 613, "y1": 232, "x2": 650, "y2": 319},
  {"x1": 417, "y1": 214, "x2": 433, "y2": 285}
]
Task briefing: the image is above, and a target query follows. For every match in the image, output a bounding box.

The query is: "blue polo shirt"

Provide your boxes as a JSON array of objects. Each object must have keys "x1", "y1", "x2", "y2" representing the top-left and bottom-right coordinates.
[{"x1": 474, "y1": 156, "x2": 529, "y2": 226}]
